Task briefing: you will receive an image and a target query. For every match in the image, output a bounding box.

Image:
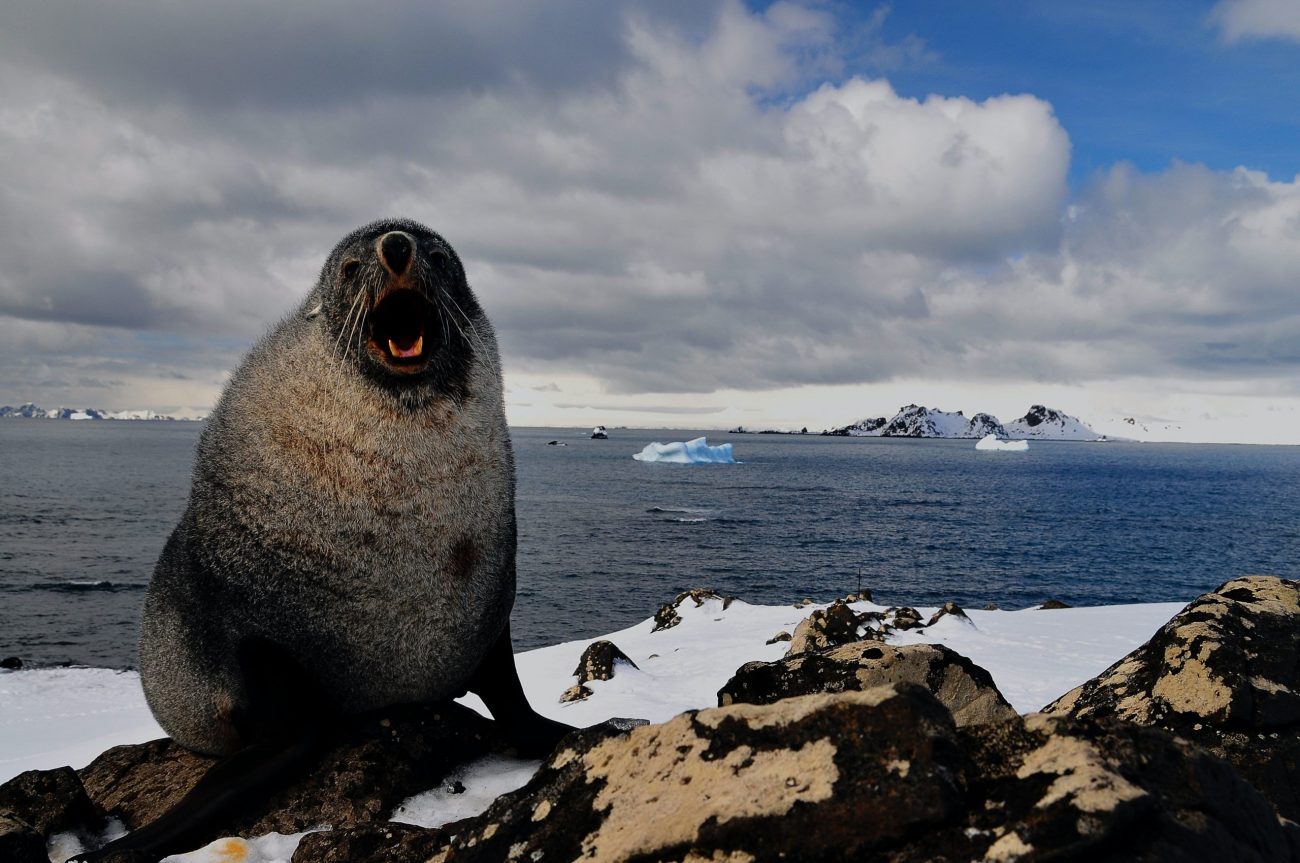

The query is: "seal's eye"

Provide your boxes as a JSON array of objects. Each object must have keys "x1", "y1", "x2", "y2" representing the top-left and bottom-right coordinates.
[{"x1": 341, "y1": 260, "x2": 360, "y2": 280}]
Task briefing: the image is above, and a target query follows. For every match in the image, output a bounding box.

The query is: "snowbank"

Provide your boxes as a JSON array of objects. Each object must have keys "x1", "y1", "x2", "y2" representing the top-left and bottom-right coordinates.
[
  {"x1": 975, "y1": 434, "x2": 1029, "y2": 452},
  {"x1": 632, "y1": 437, "x2": 737, "y2": 464}
]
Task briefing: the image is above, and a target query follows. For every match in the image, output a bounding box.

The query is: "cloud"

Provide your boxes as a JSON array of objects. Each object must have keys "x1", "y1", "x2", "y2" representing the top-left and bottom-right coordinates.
[
  {"x1": 1210, "y1": 0, "x2": 1300, "y2": 42},
  {"x1": 0, "y1": 0, "x2": 1296, "y2": 418}
]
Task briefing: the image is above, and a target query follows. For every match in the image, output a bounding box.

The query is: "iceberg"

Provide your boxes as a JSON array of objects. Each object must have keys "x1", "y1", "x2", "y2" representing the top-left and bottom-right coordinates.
[
  {"x1": 975, "y1": 434, "x2": 1028, "y2": 452},
  {"x1": 633, "y1": 437, "x2": 737, "y2": 464}
]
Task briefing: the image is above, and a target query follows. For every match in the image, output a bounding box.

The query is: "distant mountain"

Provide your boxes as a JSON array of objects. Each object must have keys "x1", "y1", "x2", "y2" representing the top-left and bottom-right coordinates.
[
  {"x1": 1004, "y1": 405, "x2": 1100, "y2": 440},
  {"x1": 825, "y1": 404, "x2": 1102, "y2": 440},
  {"x1": 0, "y1": 403, "x2": 200, "y2": 421}
]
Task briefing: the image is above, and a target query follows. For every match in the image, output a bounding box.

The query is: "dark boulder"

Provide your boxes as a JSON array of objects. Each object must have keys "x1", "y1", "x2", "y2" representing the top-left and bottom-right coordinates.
[
  {"x1": 0, "y1": 765, "x2": 102, "y2": 836},
  {"x1": 1044, "y1": 575, "x2": 1300, "y2": 821},
  {"x1": 926, "y1": 601, "x2": 969, "y2": 627},
  {"x1": 572, "y1": 640, "x2": 638, "y2": 684},
  {"x1": 0, "y1": 814, "x2": 47, "y2": 863},
  {"x1": 719, "y1": 641, "x2": 1017, "y2": 727},
  {"x1": 76, "y1": 702, "x2": 509, "y2": 842}
]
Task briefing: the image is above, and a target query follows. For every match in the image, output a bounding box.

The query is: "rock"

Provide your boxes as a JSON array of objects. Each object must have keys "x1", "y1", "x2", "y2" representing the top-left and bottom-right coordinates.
[
  {"x1": 765, "y1": 631, "x2": 791, "y2": 645},
  {"x1": 787, "y1": 600, "x2": 882, "y2": 654},
  {"x1": 652, "y1": 588, "x2": 737, "y2": 632},
  {"x1": 293, "y1": 822, "x2": 446, "y2": 863},
  {"x1": 843, "y1": 589, "x2": 872, "y2": 602},
  {"x1": 572, "y1": 640, "x2": 638, "y2": 684},
  {"x1": 888, "y1": 605, "x2": 924, "y2": 629},
  {"x1": 0, "y1": 766, "x2": 102, "y2": 836},
  {"x1": 559, "y1": 684, "x2": 593, "y2": 703},
  {"x1": 926, "y1": 601, "x2": 968, "y2": 627},
  {"x1": 382, "y1": 685, "x2": 1300, "y2": 862},
  {"x1": 1044, "y1": 575, "x2": 1300, "y2": 821},
  {"x1": 77, "y1": 702, "x2": 510, "y2": 842},
  {"x1": 983, "y1": 602, "x2": 1000, "y2": 610},
  {"x1": 0, "y1": 656, "x2": 21, "y2": 669},
  {"x1": 0, "y1": 814, "x2": 47, "y2": 863},
  {"x1": 417, "y1": 685, "x2": 967, "y2": 862},
  {"x1": 1039, "y1": 599, "x2": 1071, "y2": 609},
  {"x1": 719, "y1": 641, "x2": 1017, "y2": 727}
]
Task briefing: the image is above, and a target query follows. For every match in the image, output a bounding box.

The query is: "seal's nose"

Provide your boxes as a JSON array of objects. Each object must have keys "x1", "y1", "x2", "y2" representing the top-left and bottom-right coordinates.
[{"x1": 378, "y1": 231, "x2": 413, "y2": 277}]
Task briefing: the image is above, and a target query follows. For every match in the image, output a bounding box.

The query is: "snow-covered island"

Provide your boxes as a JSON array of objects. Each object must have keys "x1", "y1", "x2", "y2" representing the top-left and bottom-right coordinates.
[
  {"x1": 2, "y1": 576, "x2": 1297, "y2": 862},
  {"x1": 0, "y1": 403, "x2": 202, "y2": 421},
  {"x1": 825, "y1": 403, "x2": 1103, "y2": 440}
]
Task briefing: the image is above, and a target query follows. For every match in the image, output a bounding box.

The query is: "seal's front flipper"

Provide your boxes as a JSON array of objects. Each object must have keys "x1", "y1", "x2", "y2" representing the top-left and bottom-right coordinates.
[
  {"x1": 466, "y1": 624, "x2": 574, "y2": 757},
  {"x1": 69, "y1": 638, "x2": 330, "y2": 863}
]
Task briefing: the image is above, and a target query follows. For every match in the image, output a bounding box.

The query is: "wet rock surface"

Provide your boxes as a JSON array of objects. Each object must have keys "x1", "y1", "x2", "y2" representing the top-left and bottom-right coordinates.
[
  {"x1": 377, "y1": 685, "x2": 1297, "y2": 863},
  {"x1": 1044, "y1": 575, "x2": 1300, "y2": 820},
  {"x1": 719, "y1": 641, "x2": 1018, "y2": 727},
  {"x1": 0, "y1": 812, "x2": 48, "y2": 863}
]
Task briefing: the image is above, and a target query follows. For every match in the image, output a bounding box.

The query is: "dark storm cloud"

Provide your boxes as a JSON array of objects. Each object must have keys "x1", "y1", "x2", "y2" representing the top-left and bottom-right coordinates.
[
  {"x1": 0, "y1": 271, "x2": 162, "y2": 329},
  {"x1": 0, "y1": 1, "x2": 712, "y2": 110}
]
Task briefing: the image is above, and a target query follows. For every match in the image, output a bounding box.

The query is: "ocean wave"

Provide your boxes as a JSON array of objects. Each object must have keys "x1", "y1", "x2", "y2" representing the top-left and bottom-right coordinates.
[{"x1": 12, "y1": 581, "x2": 145, "y2": 593}]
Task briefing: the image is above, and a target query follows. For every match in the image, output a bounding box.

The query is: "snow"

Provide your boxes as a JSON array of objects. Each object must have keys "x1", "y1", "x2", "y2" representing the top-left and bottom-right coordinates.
[
  {"x1": 632, "y1": 436, "x2": 737, "y2": 464},
  {"x1": 3, "y1": 595, "x2": 1189, "y2": 862},
  {"x1": 975, "y1": 434, "x2": 1029, "y2": 452}
]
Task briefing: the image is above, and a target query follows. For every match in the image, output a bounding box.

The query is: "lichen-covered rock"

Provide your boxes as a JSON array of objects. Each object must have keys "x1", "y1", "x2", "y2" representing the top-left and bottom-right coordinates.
[
  {"x1": 418, "y1": 685, "x2": 966, "y2": 862},
  {"x1": 1039, "y1": 599, "x2": 1071, "y2": 609},
  {"x1": 77, "y1": 702, "x2": 508, "y2": 842},
  {"x1": 366, "y1": 685, "x2": 1299, "y2": 863},
  {"x1": 572, "y1": 640, "x2": 638, "y2": 684},
  {"x1": 1043, "y1": 575, "x2": 1300, "y2": 820},
  {"x1": 765, "y1": 631, "x2": 791, "y2": 645},
  {"x1": 787, "y1": 600, "x2": 882, "y2": 654},
  {"x1": 652, "y1": 588, "x2": 738, "y2": 632},
  {"x1": 0, "y1": 766, "x2": 102, "y2": 836},
  {"x1": 718, "y1": 641, "x2": 1017, "y2": 727},
  {"x1": 0, "y1": 813, "x2": 47, "y2": 863},
  {"x1": 956, "y1": 712, "x2": 1299, "y2": 863}
]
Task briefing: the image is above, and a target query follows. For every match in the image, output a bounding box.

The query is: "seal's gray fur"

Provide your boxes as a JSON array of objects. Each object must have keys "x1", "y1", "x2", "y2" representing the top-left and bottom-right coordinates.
[{"x1": 139, "y1": 219, "x2": 515, "y2": 756}]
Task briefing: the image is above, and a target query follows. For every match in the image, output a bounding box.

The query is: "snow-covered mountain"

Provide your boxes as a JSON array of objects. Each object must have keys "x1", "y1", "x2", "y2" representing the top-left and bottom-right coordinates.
[
  {"x1": 0, "y1": 403, "x2": 199, "y2": 421},
  {"x1": 1004, "y1": 405, "x2": 1100, "y2": 440},
  {"x1": 826, "y1": 404, "x2": 1101, "y2": 441}
]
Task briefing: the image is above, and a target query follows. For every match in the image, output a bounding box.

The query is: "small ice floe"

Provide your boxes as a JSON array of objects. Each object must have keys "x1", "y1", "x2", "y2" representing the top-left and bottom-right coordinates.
[
  {"x1": 975, "y1": 434, "x2": 1028, "y2": 452},
  {"x1": 633, "y1": 437, "x2": 737, "y2": 464}
]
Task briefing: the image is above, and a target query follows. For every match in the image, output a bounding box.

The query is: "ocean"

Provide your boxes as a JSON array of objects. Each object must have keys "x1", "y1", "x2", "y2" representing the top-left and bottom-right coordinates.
[{"x1": 2, "y1": 421, "x2": 1297, "y2": 668}]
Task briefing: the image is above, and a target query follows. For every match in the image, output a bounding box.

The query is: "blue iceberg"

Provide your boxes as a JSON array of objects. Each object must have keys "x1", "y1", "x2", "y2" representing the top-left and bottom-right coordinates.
[{"x1": 632, "y1": 437, "x2": 737, "y2": 464}]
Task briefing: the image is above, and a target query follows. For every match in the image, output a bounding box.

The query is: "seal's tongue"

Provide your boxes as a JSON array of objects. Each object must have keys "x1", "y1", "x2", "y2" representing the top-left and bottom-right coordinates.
[{"x1": 388, "y1": 332, "x2": 424, "y2": 359}]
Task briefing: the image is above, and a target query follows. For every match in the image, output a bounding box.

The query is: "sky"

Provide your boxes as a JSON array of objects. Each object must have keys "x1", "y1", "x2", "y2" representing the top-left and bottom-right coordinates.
[{"x1": 1, "y1": 0, "x2": 1299, "y2": 442}]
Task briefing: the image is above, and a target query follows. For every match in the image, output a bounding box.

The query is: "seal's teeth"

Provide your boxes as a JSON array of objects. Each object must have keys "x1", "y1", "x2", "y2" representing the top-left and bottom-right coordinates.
[{"x1": 387, "y1": 334, "x2": 424, "y2": 359}]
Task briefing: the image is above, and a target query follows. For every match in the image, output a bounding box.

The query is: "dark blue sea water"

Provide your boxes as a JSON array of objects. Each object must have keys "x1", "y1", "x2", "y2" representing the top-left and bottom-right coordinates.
[{"x1": 2, "y1": 421, "x2": 1297, "y2": 668}]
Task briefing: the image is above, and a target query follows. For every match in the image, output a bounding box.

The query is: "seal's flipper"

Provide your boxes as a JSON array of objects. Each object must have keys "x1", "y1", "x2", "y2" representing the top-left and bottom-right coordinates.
[
  {"x1": 467, "y1": 625, "x2": 574, "y2": 757},
  {"x1": 70, "y1": 638, "x2": 331, "y2": 863}
]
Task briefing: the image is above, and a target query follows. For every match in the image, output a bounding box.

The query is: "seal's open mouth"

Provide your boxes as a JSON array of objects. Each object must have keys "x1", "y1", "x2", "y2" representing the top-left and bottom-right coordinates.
[{"x1": 369, "y1": 288, "x2": 437, "y2": 367}]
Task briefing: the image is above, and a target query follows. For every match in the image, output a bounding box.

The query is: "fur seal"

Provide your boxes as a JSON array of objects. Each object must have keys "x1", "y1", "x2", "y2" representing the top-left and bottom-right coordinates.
[{"x1": 75, "y1": 219, "x2": 571, "y2": 862}]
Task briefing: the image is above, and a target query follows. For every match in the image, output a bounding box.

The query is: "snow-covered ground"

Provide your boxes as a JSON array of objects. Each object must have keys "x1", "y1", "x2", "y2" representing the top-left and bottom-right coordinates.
[{"x1": 1, "y1": 595, "x2": 1186, "y2": 863}]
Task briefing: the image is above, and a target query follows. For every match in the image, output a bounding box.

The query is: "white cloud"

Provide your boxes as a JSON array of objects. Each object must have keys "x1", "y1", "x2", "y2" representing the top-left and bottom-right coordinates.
[
  {"x1": 1210, "y1": 0, "x2": 1300, "y2": 42},
  {"x1": 0, "y1": 0, "x2": 1297, "y2": 441}
]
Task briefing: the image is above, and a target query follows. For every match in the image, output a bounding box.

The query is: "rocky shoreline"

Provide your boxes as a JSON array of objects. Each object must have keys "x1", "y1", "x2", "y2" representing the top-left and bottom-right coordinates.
[{"x1": 2, "y1": 576, "x2": 1298, "y2": 862}]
